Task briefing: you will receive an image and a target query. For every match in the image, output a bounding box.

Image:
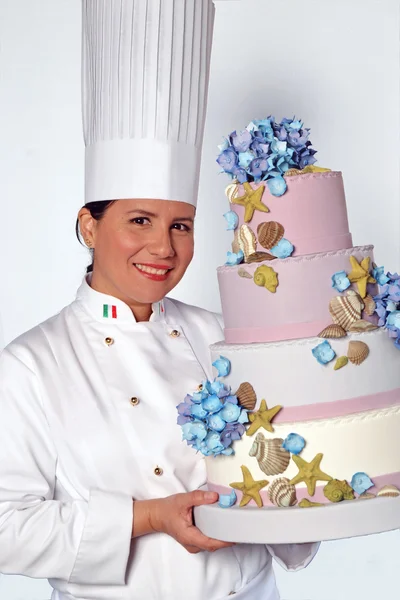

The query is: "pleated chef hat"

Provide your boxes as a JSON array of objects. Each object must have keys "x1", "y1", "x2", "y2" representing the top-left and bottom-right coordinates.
[{"x1": 82, "y1": 0, "x2": 215, "y2": 207}]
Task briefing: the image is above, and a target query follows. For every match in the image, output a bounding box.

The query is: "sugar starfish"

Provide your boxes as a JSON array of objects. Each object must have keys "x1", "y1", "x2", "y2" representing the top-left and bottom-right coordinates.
[
  {"x1": 231, "y1": 182, "x2": 269, "y2": 223},
  {"x1": 246, "y1": 399, "x2": 282, "y2": 436},
  {"x1": 347, "y1": 256, "x2": 376, "y2": 299},
  {"x1": 289, "y1": 453, "x2": 332, "y2": 496},
  {"x1": 230, "y1": 465, "x2": 269, "y2": 507}
]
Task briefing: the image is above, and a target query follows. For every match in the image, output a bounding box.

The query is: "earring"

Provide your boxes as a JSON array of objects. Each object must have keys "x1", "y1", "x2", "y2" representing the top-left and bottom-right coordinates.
[{"x1": 85, "y1": 239, "x2": 92, "y2": 248}]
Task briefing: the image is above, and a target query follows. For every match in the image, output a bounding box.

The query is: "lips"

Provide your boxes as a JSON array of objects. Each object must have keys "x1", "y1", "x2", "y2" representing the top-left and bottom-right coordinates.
[{"x1": 134, "y1": 263, "x2": 173, "y2": 282}]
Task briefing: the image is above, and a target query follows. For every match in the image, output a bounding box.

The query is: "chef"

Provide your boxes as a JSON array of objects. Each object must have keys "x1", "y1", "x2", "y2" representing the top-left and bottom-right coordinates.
[{"x1": 0, "y1": 1, "x2": 319, "y2": 598}]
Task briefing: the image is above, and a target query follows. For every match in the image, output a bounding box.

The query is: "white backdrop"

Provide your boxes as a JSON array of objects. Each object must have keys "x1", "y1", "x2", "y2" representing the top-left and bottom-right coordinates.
[{"x1": 1, "y1": 0, "x2": 400, "y2": 599}]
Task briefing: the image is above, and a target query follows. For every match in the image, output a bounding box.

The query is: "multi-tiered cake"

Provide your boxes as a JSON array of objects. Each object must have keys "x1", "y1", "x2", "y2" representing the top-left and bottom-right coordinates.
[{"x1": 178, "y1": 117, "x2": 400, "y2": 541}]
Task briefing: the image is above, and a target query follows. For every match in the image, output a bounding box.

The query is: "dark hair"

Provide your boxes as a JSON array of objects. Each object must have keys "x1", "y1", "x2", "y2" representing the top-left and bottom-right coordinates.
[{"x1": 75, "y1": 201, "x2": 116, "y2": 273}]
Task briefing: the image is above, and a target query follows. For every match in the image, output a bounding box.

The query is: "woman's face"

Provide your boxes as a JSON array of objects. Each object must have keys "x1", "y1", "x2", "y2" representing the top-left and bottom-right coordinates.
[{"x1": 79, "y1": 199, "x2": 195, "y2": 307}]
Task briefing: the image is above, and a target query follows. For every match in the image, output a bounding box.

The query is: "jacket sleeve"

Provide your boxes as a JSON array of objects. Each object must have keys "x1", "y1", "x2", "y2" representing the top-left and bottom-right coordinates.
[
  {"x1": 0, "y1": 348, "x2": 133, "y2": 585},
  {"x1": 266, "y1": 542, "x2": 320, "y2": 571}
]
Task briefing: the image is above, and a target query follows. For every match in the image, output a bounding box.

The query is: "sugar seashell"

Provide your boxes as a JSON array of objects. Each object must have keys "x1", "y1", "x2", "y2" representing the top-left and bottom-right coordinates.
[
  {"x1": 329, "y1": 293, "x2": 363, "y2": 330},
  {"x1": 323, "y1": 479, "x2": 355, "y2": 503},
  {"x1": 257, "y1": 221, "x2": 285, "y2": 250},
  {"x1": 249, "y1": 433, "x2": 291, "y2": 476},
  {"x1": 238, "y1": 267, "x2": 253, "y2": 279},
  {"x1": 298, "y1": 498, "x2": 324, "y2": 508},
  {"x1": 318, "y1": 324, "x2": 347, "y2": 339},
  {"x1": 284, "y1": 168, "x2": 302, "y2": 177},
  {"x1": 247, "y1": 251, "x2": 276, "y2": 263},
  {"x1": 267, "y1": 477, "x2": 297, "y2": 507},
  {"x1": 363, "y1": 294, "x2": 376, "y2": 316},
  {"x1": 334, "y1": 356, "x2": 349, "y2": 371},
  {"x1": 235, "y1": 382, "x2": 257, "y2": 410},
  {"x1": 231, "y1": 230, "x2": 240, "y2": 254},
  {"x1": 348, "y1": 320, "x2": 378, "y2": 333},
  {"x1": 358, "y1": 492, "x2": 376, "y2": 500},
  {"x1": 225, "y1": 182, "x2": 239, "y2": 202},
  {"x1": 347, "y1": 340, "x2": 369, "y2": 365},
  {"x1": 253, "y1": 265, "x2": 278, "y2": 293},
  {"x1": 377, "y1": 485, "x2": 400, "y2": 498},
  {"x1": 238, "y1": 224, "x2": 257, "y2": 261}
]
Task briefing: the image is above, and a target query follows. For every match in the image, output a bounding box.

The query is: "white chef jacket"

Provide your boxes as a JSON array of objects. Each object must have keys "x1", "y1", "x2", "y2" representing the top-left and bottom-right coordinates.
[{"x1": 0, "y1": 275, "x2": 319, "y2": 600}]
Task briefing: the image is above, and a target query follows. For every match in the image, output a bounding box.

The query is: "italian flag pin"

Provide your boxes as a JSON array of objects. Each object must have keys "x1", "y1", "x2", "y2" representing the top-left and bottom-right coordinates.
[{"x1": 103, "y1": 304, "x2": 117, "y2": 319}]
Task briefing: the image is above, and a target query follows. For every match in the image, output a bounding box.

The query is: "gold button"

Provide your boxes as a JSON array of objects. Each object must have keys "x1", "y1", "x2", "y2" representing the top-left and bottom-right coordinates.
[
  {"x1": 154, "y1": 466, "x2": 163, "y2": 476},
  {"x1": 170, "y1": 329, "x2": 180, "y2": 338},
  {"x1": 197, "y1": 384, "x2": 204, "y2": 391},
  {"x1": 104, "y1": 337, "x2": 114, "y2": 346},
  {"x1": 130, "y1": 397, "x2": 140, "y2": 407}
]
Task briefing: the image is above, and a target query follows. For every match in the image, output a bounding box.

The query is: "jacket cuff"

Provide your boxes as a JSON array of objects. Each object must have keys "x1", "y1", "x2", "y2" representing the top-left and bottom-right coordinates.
[
  {"x1": 69, "y1": 489, "x2": 133, "y2": 585},
  {"x1": 266, "y1": 542, "x2": 320, "y2": 572}
]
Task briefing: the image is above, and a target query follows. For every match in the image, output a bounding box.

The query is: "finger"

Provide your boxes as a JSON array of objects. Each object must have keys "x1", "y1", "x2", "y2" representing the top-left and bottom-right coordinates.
[
  {"x1": 182, "y1": 524, "x2": 232, "y2": 552},
  {"x1": 182, "y1": 544, "x2": 202, "y2": 554},
  {"x1": 185, "y1": 490, "x2": 219, "y2": 508}
]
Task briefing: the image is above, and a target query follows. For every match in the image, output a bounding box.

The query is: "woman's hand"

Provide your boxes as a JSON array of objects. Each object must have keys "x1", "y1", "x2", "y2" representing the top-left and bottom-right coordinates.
[{"x1": 132, "y1": 491, "x2": 234, "y2": 554}]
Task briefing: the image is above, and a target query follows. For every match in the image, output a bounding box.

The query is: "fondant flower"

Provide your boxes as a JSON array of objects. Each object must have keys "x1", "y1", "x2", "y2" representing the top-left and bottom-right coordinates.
[
  {"x1": 232, "y1": 166, "x2": 248, "y2": 183},
  {"x1": 206, "y1": 379, "x2": 231, "y2": 397},
  {"x1": 350, "y1": 472, "x2": 374, "y2": 495},
  {"x1": 282, "y1": 433, "x2": 306, "y2": 455},
  {"x1": 231, "y1": 129, "x2": 252, "y2": 153},
  {"x1": 219, "y1": 402, "x2": 241, "y2": 423},
  {"x1": 386, "y1": 310, "x2": 400, "y2": 331},
  {"x1": 223, "y1": 210, "x2": 239, "y2": 231},
  {"x1": 266, "y1": 175, "x2": 287, "y2": 197},
  {"x1": 312, "y1": 341, "x2": 336, "y2": 365},
  {"x1": 176, "y1": 395, "x2": 194, "y2": 425},
  {"x1": 225, "y1": 250, "x2": 244, "y2": 266},
  {"x1": 212, "y1": 355, "x2": 231, "y2": 377},
  {"x1": 372, "y1": 265, "x2": 390, "y2": 286},
  {"x1": 190, "y1": 403, "x2": 208, "y2": 420},
  {"x1": 270, "y1": 238, "x2": 294, "y2": 258},
  {"x1": 207, "y1": 413, "x2": 226, "y2": 432},
  {"x1": 217, "y1": 147, "x2": 238, "y2": 173},
  {"x1": 182, "y1": 421, "x2": 207, "y2": 442},
  {"x1": 220, "y1": 422, "x2": 246, "y2": 447},
  {"x1": 218, "y1": 489, "x2": 237, "y2": 508},
  {"x1": 238, "y1": 150, "x2": 255, "y2": 170},
  {"x1": 249, "y1": 157, "x2": 268, "y2": 179},
  {"x1": 202, "y1": 394, "x2": 223, "y2": 414},
  {"x1": 331, "y1": 270, "x2": 351, "y2": 292}
]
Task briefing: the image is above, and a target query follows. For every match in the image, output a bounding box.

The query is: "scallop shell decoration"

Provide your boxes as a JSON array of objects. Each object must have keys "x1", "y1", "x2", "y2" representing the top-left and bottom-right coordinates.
[
  {"x1": 363, "y1": 294, "x2": 376, "y2": 316},
  {"x1": 257, "y1": 221, "x2": 285, "y2": 250},
  {"x1": 225, "y1": 182, "x2": 239, "y2": 202},
  {"x1": 253, "y1": 265, "x2": 278, "y2": 293},
  {"x1": 247, "y1": 251, "x2": 276, "y2": 263},
  {"x1": 348, "y1": 320, "x2": 378, "y2": 333},
  {"x1": 238, "y1": 267, "x2": 253, "y2": 279},
  {"x1": 318, "y1": 324, "x2": 347, "y2": 339},
  {"x1": 238, "y1": 224, "x2": 257, "y2": 262},
  {"x1": 377, "y1": 485, "x2": 400, "y2": 498},
  {"x1": 329, "y1": 291, "x2": 364, "y2": 330},
  {"x1": 268, "y1": 477, "x2": 297, "y2": 507},
  {"x1": 323, "y1": 479, "x2": 355, "y2": 503},
  {"x1": 231, "y1": 229, "x2": 240, "y2": 254},
  {"x1": 347, "y1": 340, "x2": 369, "y2": 365},
  {"x1": 235, "y1": 382, "x2": 257, "y2": 411},
  {"x1": 249, "y1": 433, "x2": 291, "y2": 476}
]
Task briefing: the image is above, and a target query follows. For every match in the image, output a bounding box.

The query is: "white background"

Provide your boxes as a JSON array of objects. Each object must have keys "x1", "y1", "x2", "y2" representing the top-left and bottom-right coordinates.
[{"x1": 1, "y1": 0, "x2": 399, "y2": 598}]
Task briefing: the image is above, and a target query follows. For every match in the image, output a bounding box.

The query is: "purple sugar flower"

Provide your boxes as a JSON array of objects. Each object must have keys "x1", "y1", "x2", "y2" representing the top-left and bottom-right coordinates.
[
  {"x1": 231, "y1": 129, "x2": 252, "y2": 153},
  {"x1": 217, "y1": 147, "x2": 238, "y2": 173},
  {"x1": 249, "y1": 157, "x2": 268, "y2": 178}
]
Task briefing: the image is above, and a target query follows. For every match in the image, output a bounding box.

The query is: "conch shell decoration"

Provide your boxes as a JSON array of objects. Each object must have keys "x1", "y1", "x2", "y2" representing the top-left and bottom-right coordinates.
[
  {"x1": 237, "y1": 267, "x2": 253, "y2": 280},
  {"x1": 323, "y1": 479, "x2": 355, "y2": 503},
  {"x1": 249, "y1": 433, "x2": 291, "y2": 476},
  {"x1": 253, "y1": 265, "x2": 279, "y2": 293}
]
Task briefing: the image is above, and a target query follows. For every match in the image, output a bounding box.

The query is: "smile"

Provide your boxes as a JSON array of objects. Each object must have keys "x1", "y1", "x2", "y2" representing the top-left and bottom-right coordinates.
[{"x1": 134, "y1": 263, "x2": 173, "y2": 281}]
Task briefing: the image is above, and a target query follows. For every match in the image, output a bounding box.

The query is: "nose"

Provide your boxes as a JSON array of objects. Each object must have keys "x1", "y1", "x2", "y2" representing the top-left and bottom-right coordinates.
[{"x1": 147, "y1": 226, "x2": 175, "y2": 259}]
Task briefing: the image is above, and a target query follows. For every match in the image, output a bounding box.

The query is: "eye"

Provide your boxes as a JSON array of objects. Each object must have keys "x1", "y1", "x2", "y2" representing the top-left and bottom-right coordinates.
[
  {"x1": 129, "y1": 217, "x2": 151, "y2": 225},
  {"x1": 171, "y1": 223, "x2": 192, "y2": 232}
]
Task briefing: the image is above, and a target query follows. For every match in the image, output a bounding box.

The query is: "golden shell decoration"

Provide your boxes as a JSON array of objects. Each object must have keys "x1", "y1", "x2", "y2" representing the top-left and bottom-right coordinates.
[
  {"x1": 363, "y1": 294, "x2": 376, "y2": 316},
  {"x1": 348, "y1": 320, "x2": 378, "y2": 333},
  {"x1": 323, "y1": 479, "x2": 355, "y2": 503},
  {"x1": 231, "y1": 229, "x2": 240, "y2": 254},
  {"x1": 334, "y1": 356, "x2": 349, "y2": 371},
  {"x1": 284, "y1": 168, "x2": 302, "y2": 177},
  {"x1": 267, "y1": 477, "x2": 297, "y2": 507},
  {"x1": 238, "y1": 267, "x2": 253, "y2": 279},
  {"x1": 377, "y1": 484, "x2": 400, "y2": 498},
  {"x1": 249, "y1": 433, "x2": 291, "y2": 476},
  {"x1": 257, "y1": 221, "x2": 285, "y2": 250},
  {"x1": 298, "y1": 498, "x2": 324, "y2": 508},
  {"x1": 358, "y1": 492, "x2": 376, "y2": 500},
  {"x1": 329, "y1": 291, "x2": 364, "y2": 331},
  {"x1": 225, "y1": 182, "x2": 239, "y2": 202},
  {"x1": 318, "y1": 324, "x2": 347, "y2": 339},
  {"x1": 235, "y1": 382, "x2": 257, "y2": 411},
  {"x1": 347, "y1": 340, "x2": 369, "y2": 365},
  {"x1": 253, "y1": 265, "x2": 278, "y2": 293},
  {"x1": 238, "y1": 224, "x2": 257, "y2": 262},
  {"x1": 247, "y1": 251, "x2": 276, "y2": 263}
]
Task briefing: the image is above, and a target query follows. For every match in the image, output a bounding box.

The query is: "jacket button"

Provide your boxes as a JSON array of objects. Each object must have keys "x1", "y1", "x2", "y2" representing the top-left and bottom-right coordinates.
[
  {"x1": 154, "y1": 466, "x2": 163, "y2": 476},
  {"x1": 170, "y1": 329, "x2": 180, "y2": 338},
  {"x1": 104, "y1": 337, "x2": 114, "y2": 346},
  {"x1": 130, "y1": 397, "x2": 140, "y2": 406}
]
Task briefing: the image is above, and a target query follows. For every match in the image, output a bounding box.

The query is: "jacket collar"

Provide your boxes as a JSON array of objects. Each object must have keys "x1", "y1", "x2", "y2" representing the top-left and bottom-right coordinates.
[{"x1": 75, "y1": 273, "x2": 166, "y2": 324}]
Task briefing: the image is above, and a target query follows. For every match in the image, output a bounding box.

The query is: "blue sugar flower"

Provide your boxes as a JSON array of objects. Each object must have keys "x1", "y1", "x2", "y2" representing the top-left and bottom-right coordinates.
[
  {"x1": 312, "y1": 341, "x2": 336, "y2": 365},
  {"x1": 190, "y1": 403, "x2": 208, "y2": 420},
  {"x1": 271, "y1": 238, "x2": 294, "y2": 259},
  {"x1": 207, "y1": 413, "x2": 226, "y2": 432},
  {"x1": 217, "y1": 147, "x2": 238, "y2": 174},
  {"x1": 202, "y1": 394, "x2": 223, "y2": 414},
  {"x1": 249, "y1": 157, "x2": 268, "y2": 179},
  {"x1": 386, "y1": 310, "x2": 400, "y2": 330},
  {"x1": 351, "y1": 472, "x2": 374, "y2": 495},
  {"x1": 223, "y1": 211, "x2": 239, "y2": 231},
  {"x1": 191, "y1": 389, "x2": 208, "y2": 403},
  {"x1": 232, "y1": 166, "x2": 248, "y2": 183},
  {"x1": 395, "y1": 334, "x2": 400, "y2": 350},
  {"x1": 220, "y1": 423, "x2": 246, "y2": 448},
  {"x1": 217, "y1": 138, "x2": 230, "y2": 153},
  {"x1": 231, "y1": 129, "x2": 252, "y2": 153},
  {"x1": 218, "y1": 489, "x2": 237, "y2": 508},
  {"x1": 205, "y1": 432, "x2": 225, "y2": 454},
  {"x1": 331, "y1": 270, "x2": 351, "y2": 292},
  {"x1": 219, "y1": 402, "x2": 241, "y2": 423},
  {"x1": 238, "y1": 150, "x2": 255, "y2": 170},
  {"x1": 182, "y1": 421, "x2": 207, "y2": 442},
  {"x1": 267, "y1": 175, "x2": 287, "y2": 197},
  {"x1": 225, "y1": 250, "x2": 244, "y2": 266},
  {"x1": 282, "y1": 433, "x2": 306, "y2": 455},
  {"x1": 238, "y1": 409, "x2": 249, "y2": 424},
  {"x1": 372, "y1": 266, "x2": 390, "y2": 286},
  {"x1": 193, "y1": 439, "x2": 213, "y2": 456},
  {"x1": 212, "y1": 356, "x2": 231, "y2": 378},
  {"x1": 224, "y1": 394, "x2": 238, "y2": 405},
  {"x1": 206, "y1": 380, "x2": 231, "y2": 397}
]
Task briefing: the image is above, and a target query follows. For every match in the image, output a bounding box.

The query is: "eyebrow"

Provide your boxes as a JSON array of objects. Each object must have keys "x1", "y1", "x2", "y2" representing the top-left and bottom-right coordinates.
[{"x1": 126, "y1": 209, "x2": 194, "y2": 222}]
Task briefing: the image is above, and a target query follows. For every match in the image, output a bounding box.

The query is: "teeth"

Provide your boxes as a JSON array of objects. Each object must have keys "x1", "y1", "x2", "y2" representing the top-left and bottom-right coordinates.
[{"x1": 136, "y1": 264, "x2": 169, "y2": 275}]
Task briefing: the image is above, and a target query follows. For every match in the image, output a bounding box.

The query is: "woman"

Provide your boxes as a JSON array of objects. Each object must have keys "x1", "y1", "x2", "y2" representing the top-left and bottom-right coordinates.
[{"x1": 0, "y1": 1, "x2": 319, "y2": 598}]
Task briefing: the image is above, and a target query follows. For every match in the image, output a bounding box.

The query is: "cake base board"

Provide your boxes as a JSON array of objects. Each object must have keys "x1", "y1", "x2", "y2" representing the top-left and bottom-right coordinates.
[{"x1": 193, "y1": 486, "x2": 400, "y2": 544}]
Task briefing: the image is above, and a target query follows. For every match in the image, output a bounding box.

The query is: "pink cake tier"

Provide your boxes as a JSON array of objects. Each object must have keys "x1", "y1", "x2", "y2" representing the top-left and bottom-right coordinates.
[
  {"x1": 230, "y1": 171, "x2": 352, "y2": 256},
  {"x1": 218, "y1": 246, "x2": 378, "y2": 344}
]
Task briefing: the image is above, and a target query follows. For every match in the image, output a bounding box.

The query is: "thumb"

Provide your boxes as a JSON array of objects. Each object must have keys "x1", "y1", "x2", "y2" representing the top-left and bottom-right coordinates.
[{"x1": 186, "y1": 490, "x2": 219, "y2": 508}]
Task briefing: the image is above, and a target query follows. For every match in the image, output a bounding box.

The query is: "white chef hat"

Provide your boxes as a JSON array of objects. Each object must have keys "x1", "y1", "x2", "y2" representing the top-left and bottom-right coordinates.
[{"x1": 82, "y1": 0, "x2": 215, "y2": 207}]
